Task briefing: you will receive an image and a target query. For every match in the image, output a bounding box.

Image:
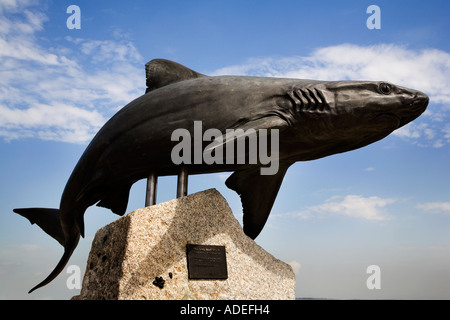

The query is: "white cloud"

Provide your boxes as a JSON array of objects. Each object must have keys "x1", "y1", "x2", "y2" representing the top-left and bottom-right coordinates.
[
  {"x1": 392, "y1": 122, "x2": 449, "y2": 148},
  {"x1": 0, "y1": 103, "x2": 105, "y2": 143},
  {"x1": 77, "y1": 39, "x2": 142, "y2": 64},
  {"x1": 296, "y1": 195, "x2": 396, "y2": 220},
  {"x1": 436, "y1": 124, "x2": 450, "y2": 147},
  {"x1": 417, "y1": 202, "x2": 450, "y2": 215},
  {"x1": 392, "y1": 122, "x2": 436, "y2": 141},
  {"x1": 0, "y1": 2, "x2": 144, "y2": 144},
  {"x1": 0, "y1": 0, "x2": 36, "y2": 14}
]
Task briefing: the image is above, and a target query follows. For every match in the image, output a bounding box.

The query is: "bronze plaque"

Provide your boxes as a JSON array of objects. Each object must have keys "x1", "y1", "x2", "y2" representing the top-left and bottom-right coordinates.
[{"x1": 186, "y1": 244, "x2": 228, "y2": 279}]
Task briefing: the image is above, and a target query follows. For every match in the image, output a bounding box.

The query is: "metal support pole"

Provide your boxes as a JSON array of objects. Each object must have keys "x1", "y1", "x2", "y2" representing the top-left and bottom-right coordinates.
[
  {"x1": 177, "y1": 166, "x2": 188, "y2": 198},
  {"x1": 145, "y1": 171, "x2": 157, "y2": 206}
]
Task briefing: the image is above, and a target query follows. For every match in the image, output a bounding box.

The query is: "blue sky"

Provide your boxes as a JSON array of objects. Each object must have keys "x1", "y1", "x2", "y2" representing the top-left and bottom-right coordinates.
[{"x1": 0, "y1": 0, "x2": 449, "y2": 299}]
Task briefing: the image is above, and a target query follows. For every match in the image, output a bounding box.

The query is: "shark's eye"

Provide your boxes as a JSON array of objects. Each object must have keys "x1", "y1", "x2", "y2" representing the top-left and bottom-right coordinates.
[{"x1": 379, "y1": 83, "x2": 391, "y2": 95}]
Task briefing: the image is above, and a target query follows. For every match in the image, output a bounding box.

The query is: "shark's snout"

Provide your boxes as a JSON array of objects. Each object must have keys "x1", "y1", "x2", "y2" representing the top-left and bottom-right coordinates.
[
  {"x1": 398, "y1": 90, "x2": 429, "y2": 126},
  {"x1": 372, "y1": 89, "x2": 429, "y2": 130},
  {"x1": 411, "y1": 91, "x2": 429, "y2": 110}
]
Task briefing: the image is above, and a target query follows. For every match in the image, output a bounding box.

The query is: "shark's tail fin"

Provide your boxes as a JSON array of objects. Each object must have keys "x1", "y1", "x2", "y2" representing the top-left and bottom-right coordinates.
[
  {"x1": 28, "y1": 234, "x2": 80, "y2": 293},
  {"x1": 13, "y1": 208, "x2": 65, "y2": 246},
  {"x1": 13, "y1": 208, "x2": 80, "y2": 293}
]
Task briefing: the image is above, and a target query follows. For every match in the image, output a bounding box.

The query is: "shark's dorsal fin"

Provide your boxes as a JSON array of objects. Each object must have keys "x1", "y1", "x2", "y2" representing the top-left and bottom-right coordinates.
[
  {"x1": 226, "y1": 162, "x2": 292, "y2": 239},
  {"x1": 145, "y1": 59, "x2": 205, "y2": 93}
]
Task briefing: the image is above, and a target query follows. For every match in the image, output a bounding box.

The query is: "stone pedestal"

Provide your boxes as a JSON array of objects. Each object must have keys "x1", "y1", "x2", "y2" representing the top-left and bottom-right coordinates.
[{"x1": 75, "y1": 188, "x2": 295, "y2": 300}]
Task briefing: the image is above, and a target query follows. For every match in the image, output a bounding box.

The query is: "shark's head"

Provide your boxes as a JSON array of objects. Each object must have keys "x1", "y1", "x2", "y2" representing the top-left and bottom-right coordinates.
[
  {"x1": 291, "y1": 80, "x2": 429, "y2": 158},
  {"x1": 325, "y1": 81, "x2": 428, "y2": 130}
]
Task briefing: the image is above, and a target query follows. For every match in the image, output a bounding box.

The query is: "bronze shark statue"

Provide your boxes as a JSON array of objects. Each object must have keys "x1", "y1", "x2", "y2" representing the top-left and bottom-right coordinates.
[{"x1": 14, "y1": 59, "x2": 429, "y2": 292}]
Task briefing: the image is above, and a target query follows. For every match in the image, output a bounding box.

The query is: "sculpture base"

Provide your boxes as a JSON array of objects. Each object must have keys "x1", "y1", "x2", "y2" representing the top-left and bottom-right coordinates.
[{"x1": 73, "y1": 189, "x2": 295, "y2": 300}]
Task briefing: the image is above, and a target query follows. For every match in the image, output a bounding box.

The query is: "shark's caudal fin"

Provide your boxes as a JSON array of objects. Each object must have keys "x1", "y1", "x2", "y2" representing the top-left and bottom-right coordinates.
[
  {"x1": 28, "y1": 235, "x2": 80, "y2": 293},
  {"x1": 13, "y1": 208, "x2": 80, "y2": 293},
  {"x1": 145, "y1": 59, "x2": 205, "y2": 93},
  {"x1": 13, "y1": 208, "x2": 65, "y2": 246}
]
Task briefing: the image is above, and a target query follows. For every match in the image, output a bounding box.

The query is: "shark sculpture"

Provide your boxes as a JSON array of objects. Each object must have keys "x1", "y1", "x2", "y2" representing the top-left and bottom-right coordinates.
[{"x1": 14, "y1": 59, "x2": 429, "y2": 292}]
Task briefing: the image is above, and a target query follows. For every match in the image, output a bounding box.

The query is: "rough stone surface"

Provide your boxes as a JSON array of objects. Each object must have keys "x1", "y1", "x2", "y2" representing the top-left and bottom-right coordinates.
[{"x1": 75, "y1": 188, "x2": 295, "y2": 300}]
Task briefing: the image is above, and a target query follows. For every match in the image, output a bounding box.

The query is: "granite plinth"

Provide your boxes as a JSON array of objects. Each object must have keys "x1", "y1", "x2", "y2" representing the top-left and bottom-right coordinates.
[{"x1": 75, "y1": 189, "x2": 295, "y2": 300}]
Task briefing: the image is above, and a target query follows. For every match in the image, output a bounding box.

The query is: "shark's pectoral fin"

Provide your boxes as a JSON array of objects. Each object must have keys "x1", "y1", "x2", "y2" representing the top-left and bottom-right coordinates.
[
  {"x1": 225, "y1": 162, "x2": 292, "y2": 239},
  {"x1": 96, "y1": 183, "x2": 132, "y2": 216},
  {"x1": 204, "y1": 115, "x2": 288, "y2": 156}
]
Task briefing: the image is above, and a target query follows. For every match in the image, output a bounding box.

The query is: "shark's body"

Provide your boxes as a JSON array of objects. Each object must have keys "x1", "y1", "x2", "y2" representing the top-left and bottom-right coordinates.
[{"x1": 14, "y1": 59, "x2": 429, "y2": 292}]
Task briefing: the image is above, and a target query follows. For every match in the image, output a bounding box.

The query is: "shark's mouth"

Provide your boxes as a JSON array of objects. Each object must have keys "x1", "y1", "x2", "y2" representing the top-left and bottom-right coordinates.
[
  {"x1": 409, "y1": 97, "x2": 429, "y2": 114},
  {"x1": 398, "y1": 98, "x2": 428, "y2": 127},
  {"x1": 376, "y1": 97, "x2": 428, "y2": 129}
]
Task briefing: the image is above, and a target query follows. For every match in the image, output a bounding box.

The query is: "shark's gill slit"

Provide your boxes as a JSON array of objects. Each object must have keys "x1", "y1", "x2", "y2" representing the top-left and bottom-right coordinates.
[
  {"x1": 315, "y1": 89, "x2": 327, "y2": 112},
  {"x1": 307, "y1": 88, "x2": 320, "y2": 111},
  {"x1": 292, "y1": 90, "x2": 305, "y2": 111},
  {"x1": 301, "y1": 89, "x2": 313, "y2": 111},
  {"x1": 286, "y1": 91, "x2": 300, "y2": 113}
]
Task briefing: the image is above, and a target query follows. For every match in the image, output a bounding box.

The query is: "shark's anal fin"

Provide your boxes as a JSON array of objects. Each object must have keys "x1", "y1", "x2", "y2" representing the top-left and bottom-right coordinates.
[
  {"x1": 145, "y1": 59, "x2": 205, "y2": 93},
  {"x1": 225, "y1": 162, "x2": 292, "y2": 239}
]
